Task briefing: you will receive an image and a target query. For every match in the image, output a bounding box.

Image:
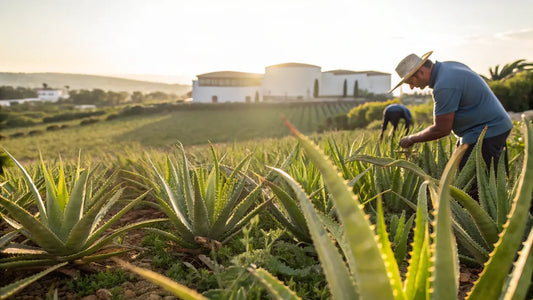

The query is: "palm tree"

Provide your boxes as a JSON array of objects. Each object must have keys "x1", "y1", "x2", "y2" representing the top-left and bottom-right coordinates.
[{"x1": 482, "y1": 59, "x2": 533, "y2": 81}]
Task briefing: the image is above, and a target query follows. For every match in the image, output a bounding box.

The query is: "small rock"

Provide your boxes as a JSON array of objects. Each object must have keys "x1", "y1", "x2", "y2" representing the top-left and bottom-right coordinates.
[
  {"x1": 148, "y1": 293, "x2": 162, "y2": 300},
  {"x1": 122, "y1": 281, "x2": 135, "y2": 290},
  {"x1": 123, "y1": 289, "x2": 137, "y2": 299},
  {"x1": 81, "y1": 295, "x2": 98, "y2": 300},
  {"x1": 460, "y1": 272, "x2": 470, "y2": 282},
  {"x1": 96, "y1": 288, "x2": 112, "y2": 300}
]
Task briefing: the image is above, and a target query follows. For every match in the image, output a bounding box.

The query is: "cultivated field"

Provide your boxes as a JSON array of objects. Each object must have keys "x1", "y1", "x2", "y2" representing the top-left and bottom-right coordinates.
[{"x1": 1, "y1": 101, "x2": 532, "y2": 300}]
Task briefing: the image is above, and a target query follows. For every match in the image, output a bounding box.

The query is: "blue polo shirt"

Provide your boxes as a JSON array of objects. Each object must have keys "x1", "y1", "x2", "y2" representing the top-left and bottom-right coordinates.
[
  {"x1": 429, "y1": 61, "x2": 512, "y2": 144},
  {"x1": 385, "y1": 104, "x2": 412, "y2": 124}
]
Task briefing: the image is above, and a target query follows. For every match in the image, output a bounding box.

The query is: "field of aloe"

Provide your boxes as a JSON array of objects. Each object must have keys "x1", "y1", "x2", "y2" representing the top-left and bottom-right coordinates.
[{"x1": 1, "y1": 103, "x2": 532, "y2": 299}]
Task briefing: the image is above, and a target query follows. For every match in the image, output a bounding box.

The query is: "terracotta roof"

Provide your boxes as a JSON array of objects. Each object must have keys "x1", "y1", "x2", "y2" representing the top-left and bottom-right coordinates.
[
  {"x1": 266, "y1": 62, "x2": 321, "y2": 69},
  {"x1": 196, "y1": 71, "x2": 263, "y2": 79}
]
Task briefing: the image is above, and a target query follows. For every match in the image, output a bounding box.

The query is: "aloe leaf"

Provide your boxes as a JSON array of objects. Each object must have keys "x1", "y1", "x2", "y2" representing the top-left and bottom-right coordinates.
[
  {"x1": 496, "y1": 155, "x2": 509, "y2": 231},
  {"x1": 113, "y1": 258, "x2": 208, "y2": 300},
  {"x1": 77, "y1": 248, "x2": 131, "y2": 264},
  {"x1": 502, "y1": 228, "x2": 533, "y2": 300},
  {"x1": 149, "y1": 158, "x2": 193, "y2": 233},
  {"x1": 267, "y1": 201, "x2": 310, "y2": 242},
  {"x1": 404, "y1": 181, "x2": 430, "y2": 300},
  {"x1": 205, "y1": 146, "x2": 219, "y2": 223},
  {"x1": 60, "y1": 170, "x2": 88, "y2": 239},
  {"x1": 222, "y1": 198, "x2": 272, "y2": 243},
  {"x1": 65, "y1": 188, "x2": 125, "y2": 251},
  {"x1": 449, "y1": 186, "x2": 499, "y2": 246},
  {"x1": 247, "y1": 265, "x2": 302, "y2": 300},
  {"x1": 65, "y1": 219, "x2": 168, "y2": 260},
  {"x1": 264, "y1": 180, "x2": 307, "y2": 232},
  {"x1": 283, "y1": 119, "x2": 394, "y2": 300},
  {"x1": 222, "y1": 183, "x2": 263, "y2": 235},
  {"x1": 375, "y1": 199, "x2": 407, "y2": 300},
  {"x1": 178, "y1": 143, "x2": 196, "y2": 224},
  {"x1": 431, "y1": 145, "x2": 465, "y2": 299},
  {"x1": 0, "y1": 195, "x2": 65, "y2": 254},
  {"x1": 153, "y1": 196, "x2": 196, "y2": 243},
  {"x1": 83, "y1": 190, "x2": 146, "y2": 248},
  {"x1": 0, "y1": 230, "x2": 19, "y2": 250},
  {"x1": 3, "y1": 149, "x2": 48, "y2": 224},
  {"x1": 272, "y1": 167, "x2": 358, "y2": 300},
  {"x1": 467, "y1": 121, "x2": 533, "y2": 299},
  {"x1": 192, "y1": 174, "x2": 210, "y2": 237},
  {"x1": 40, "y1": 160, "x2": 63, "y2": 236},
  {"x1": 395, "y1": 214, "x2": 415, "y2": 265},
  {"x1": 347, "y1": 154, "x2": 430, "y2": 179},
  {"x1": 0, "y1": 262, "x2": 67, "y2": 299},
  {"x1": 143, "y1": 227, "x2": 198, "y2": 249}
]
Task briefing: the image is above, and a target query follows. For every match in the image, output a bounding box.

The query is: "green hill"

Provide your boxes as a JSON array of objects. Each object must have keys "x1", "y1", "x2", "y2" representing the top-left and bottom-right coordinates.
[{"x1": 0, "y1": 72, "x2": 191, "y2": 95}]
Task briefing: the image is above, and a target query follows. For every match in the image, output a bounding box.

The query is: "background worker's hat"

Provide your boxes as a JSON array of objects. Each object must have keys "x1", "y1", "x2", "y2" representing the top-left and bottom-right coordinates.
[{"x1": 388, "y1": 51, "x2": 433, "y2": 93}]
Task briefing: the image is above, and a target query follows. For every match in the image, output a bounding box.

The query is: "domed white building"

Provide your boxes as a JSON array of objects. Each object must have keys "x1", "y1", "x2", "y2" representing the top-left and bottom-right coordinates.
[{"x1": 192, "y1": 63, "x2": 390, "y2": 103}]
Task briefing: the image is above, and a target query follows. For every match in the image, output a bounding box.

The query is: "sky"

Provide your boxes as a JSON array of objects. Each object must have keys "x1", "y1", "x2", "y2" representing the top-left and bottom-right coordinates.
[{"x1": 1, "y1": 0, "x2": 533, "y2": 92}]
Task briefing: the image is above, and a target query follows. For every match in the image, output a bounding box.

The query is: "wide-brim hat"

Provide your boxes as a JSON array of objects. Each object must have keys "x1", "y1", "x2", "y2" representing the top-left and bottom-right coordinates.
[{"x1": 388, "y1": 51, "x2": 433, "y2": 93}]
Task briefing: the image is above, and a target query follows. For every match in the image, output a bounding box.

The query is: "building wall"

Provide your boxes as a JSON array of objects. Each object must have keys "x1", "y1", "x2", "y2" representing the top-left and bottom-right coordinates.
[
  {"x1": 37, "y1": 90, "x2": 64, "y2": 101},
  {"x1": 192, "y1": 81, "x2": 261, "y2": 103},
  {"x1": 366, "y1": 74, "x2": 391, "y2": 94},
  {"x1": 262, "y1": 65, "x2": 322, "y2": 100},
  {"x1": 320, "y1": 73, "x2": 368, "y2": 97}
]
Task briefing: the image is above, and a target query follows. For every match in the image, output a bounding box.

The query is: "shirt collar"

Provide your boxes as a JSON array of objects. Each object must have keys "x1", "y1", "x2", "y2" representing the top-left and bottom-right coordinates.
[{"x1": 429, "y1": 61, "x2": 440, "y2": 89}]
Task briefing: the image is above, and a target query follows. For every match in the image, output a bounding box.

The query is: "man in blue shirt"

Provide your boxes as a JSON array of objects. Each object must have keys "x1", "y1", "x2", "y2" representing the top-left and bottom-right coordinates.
[
  {"x1": 379, "y1": 104, "x2": 413, "y2": 140},
  {"x1": 391, "y1": 51, "x2": 513, "y2": 174}
]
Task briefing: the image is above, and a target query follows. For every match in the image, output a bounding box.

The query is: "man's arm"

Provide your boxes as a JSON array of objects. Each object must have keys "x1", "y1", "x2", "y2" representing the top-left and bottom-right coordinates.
[{"x1": 399, "y1": 112, "x2": 454, "y2": 148}]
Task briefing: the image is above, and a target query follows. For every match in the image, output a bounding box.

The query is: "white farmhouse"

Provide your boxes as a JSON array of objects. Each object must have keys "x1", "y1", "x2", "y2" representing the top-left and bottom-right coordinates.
[
  {"x1": 192, "y1": 62, "x2": 391, "y2": 103},
  {"x1": 192, "y1": 71, "x2": 263, "y2": 103},
  {"x1": 37, "y1": 89, "x2": 67, "y2": 102}
]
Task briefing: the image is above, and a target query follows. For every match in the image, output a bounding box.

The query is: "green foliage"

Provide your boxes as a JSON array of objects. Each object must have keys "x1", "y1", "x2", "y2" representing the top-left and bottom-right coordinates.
[
  {"x1": 67, "y1": 268, "x2": 128, "y2": 297},
  {"x1": 321, "y1": 98, "x2": 400, "y2": 131},
  {"x1": 484, "y1": 59, "x2": 533, "y2": 81},
  {"x1": 0, "y1": 151, "x2": 160, "y2": 269},
  {"x1": 139, "y1": 144, "x2": 269, "y2": 249},
  {"x1": 0, "y1": 262, "x2": 67, "y2": 300},
  {"x1": 0, "y1": 86, "x2": 37, "y2": 100},
  {"x1": 489, "y1": 71, "x2": 533, "y2": 112},
  {"x1": 255, "y1": 118, "x2": 533, "y2": 299}
]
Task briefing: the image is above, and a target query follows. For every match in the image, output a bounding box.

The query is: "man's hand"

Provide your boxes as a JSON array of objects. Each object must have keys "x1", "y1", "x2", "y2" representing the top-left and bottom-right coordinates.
[{"x1": 399, "y1": 135, "x2": 415, "y2": 148}]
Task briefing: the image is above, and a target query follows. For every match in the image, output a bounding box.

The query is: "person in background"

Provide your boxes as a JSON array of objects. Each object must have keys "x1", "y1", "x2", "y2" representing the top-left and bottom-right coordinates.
[
  {"x1": 392, "y1": 51, "x2": 513, "y2": 198},
  {"x1": 378, "y1": 103, "x2": 413, "y2": 140}
]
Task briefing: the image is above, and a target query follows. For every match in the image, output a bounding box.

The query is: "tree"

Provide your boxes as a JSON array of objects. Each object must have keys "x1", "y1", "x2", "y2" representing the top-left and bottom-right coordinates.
[
  {"x1": 343, "y1": 79, "x2": 347, "y2": 97},
  {"x1": 313, "y1": 79, "x2": 319, "y2": 98},
  {"x1": 42, "y1": 83, "x2": 48, "y2": 89},
  {"x1": 483, "y1": 59, "x2": 533, "y2": 81},
  {"x1": 353, "y1": 80, "x2": 359, "y2": 97},
  {"x1": 131, "y1": 91, "x2": 144, "y2": 103},
  {"x1": 255, "y1": 90, "x2": 260, "y2": 102}
]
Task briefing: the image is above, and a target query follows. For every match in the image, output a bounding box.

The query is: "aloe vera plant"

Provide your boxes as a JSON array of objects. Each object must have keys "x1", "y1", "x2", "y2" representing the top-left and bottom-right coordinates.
[
  {"x1": 248, "y1": 118, "x2": 533, "y2": 299},
  {"x1": 141, "y1": 144, "x2": 270, "y2": 249},
  {"x1": 0, "y1": 151, "x2": 162, "y2": 269},
  {"x1": 346, "y1": 126, "x2": 526, "y2": 265}
]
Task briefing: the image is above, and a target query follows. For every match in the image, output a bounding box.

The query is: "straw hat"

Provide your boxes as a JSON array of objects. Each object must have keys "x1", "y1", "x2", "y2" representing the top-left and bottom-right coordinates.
[{"x1": 389, "y1": 51, "x2": 433, "y2": 93}]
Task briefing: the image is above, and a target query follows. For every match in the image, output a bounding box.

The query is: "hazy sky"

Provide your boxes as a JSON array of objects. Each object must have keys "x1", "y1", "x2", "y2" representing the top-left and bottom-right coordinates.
[{"x1": 1, "y1": 0, "x2": 532, "y2": 88}]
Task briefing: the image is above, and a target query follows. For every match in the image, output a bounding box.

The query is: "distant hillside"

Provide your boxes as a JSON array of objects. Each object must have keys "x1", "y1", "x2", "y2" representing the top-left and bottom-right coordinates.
[{"x1": 0, "y1": 72, "x2": 191, "y2": 95}]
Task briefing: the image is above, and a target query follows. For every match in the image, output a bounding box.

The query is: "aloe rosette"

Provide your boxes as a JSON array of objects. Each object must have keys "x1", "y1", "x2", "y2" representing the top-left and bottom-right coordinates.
[{"x1": 0, "y1": 150, "x2": 163, "y2": 269}]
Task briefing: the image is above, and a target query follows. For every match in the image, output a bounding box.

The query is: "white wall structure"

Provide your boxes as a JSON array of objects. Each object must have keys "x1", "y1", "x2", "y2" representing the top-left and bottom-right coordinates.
[
  {"x1": 262, "y1": 63, "x2": 322, "y2": 101},
  {"x1": 191, "y1": 63, "x2": 391, "y2": 102},
  {"x1": 320, "y1": 70, "x2": 368, "y2": 97},
  {"x1": 37, "y1": 89, "x2": 66, "y2": 102},
  {"x1": 192, "y1": 71, "x2": 263, "y2": 103}
]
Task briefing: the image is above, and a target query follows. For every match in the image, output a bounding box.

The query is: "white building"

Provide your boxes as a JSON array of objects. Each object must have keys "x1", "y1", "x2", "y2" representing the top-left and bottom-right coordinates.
[
  {"x1": 192, "y1": 71, "x2": 263, "y2": 103},
  {"x1": 192, "y1": 63, "x2": 391, "y2": 103},
  {"x1": 37, "y1": 89, "x2": 67, "y2": 102}
]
